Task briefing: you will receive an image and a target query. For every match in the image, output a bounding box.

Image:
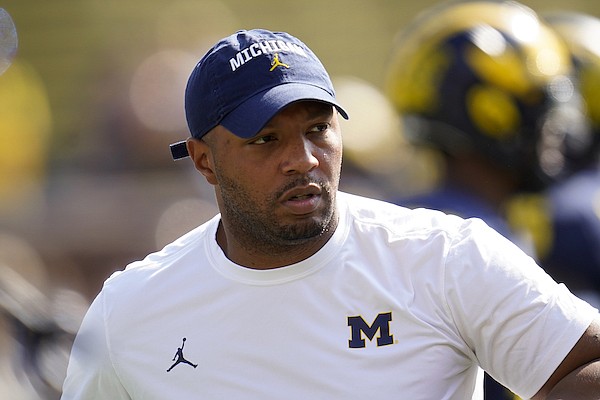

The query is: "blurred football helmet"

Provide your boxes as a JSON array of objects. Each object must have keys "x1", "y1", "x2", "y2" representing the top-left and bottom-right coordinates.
[
  {"x1": 385, "y1": 0, "x2": 592, "y2": 190},
  {"x1": 543, "y1": 11, "x2": 600, "y2": 166}
]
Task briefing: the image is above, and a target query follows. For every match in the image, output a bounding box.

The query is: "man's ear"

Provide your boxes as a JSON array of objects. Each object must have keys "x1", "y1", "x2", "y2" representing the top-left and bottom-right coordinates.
[{"x1": 186, "y1": 138, "x2": 218, "y2": 185}]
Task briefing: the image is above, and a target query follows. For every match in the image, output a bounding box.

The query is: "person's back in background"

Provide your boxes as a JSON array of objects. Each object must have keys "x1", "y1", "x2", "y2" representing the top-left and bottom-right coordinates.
[{"x1": 383, "y1": 1, "x2": 595, "y2": 398}]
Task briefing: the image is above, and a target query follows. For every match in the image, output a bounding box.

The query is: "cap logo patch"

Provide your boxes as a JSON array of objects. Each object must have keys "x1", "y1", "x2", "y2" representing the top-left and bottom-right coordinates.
[
  {"x1": 229, "y1": 40, "x2": 307, "y2": 72},
  {"x1": 270, "y1": 53, "x2": 289, "y2": 71}
]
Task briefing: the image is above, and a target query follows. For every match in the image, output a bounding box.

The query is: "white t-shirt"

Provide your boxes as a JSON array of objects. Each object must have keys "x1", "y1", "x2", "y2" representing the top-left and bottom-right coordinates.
[{"x1": 61, "y1": 192, "x2": 598, "y2": 399}]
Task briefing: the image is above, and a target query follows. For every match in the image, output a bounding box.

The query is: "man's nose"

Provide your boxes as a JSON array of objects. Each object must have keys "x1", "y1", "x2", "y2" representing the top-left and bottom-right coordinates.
[{"x1": 281, "y1": 137, "x2": 319, "y2": 175}]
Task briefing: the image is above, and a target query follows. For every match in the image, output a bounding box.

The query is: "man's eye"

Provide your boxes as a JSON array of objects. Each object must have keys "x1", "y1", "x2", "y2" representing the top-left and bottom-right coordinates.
[
  {"x1": 309, "y1": 123, "x2": 330, "y2": 133},
  {"x1": 251, "y1": 135, "x2": 276, "y2": 145}
]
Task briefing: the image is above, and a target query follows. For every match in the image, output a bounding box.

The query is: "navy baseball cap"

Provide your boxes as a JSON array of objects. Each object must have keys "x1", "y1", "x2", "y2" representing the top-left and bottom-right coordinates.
[{"x1": 170, "y1": 29, "x2": 349, "y2": 160}]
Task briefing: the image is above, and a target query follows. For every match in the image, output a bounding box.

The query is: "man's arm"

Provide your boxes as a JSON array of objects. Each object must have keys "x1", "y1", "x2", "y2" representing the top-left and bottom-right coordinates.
[{"x1": 532, "y1": 317, "x2": 600, "y2": 399}]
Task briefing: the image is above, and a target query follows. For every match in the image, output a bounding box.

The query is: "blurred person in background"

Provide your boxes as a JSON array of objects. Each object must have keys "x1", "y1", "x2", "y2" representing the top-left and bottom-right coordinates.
[
  {"x1": 532, "y1": 10, "x2": 600, "y2": 309},
  {"x1": 384, "y1": 0, "x2": 594, "y2": 398}
]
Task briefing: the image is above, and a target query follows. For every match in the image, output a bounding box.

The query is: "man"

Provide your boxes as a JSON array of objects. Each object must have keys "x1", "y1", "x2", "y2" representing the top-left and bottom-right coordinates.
[{"x1": 61, "y1": 28, "x2": 600, "y2": 399}]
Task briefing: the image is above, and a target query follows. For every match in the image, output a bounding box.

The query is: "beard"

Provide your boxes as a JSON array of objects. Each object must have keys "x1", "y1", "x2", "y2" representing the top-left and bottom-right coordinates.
[{"x1": 217, "y1": 175, "x2": 338, "y2": 252}]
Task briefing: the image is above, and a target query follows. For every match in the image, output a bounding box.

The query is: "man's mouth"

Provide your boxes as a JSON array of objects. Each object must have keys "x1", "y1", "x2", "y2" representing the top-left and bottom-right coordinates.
[
  {"x1": 281, "y1": 185, "x2": 322, "y2": 215},
  {"x1": 290, "y1": 193, "x2": 315, "y2": 201}
]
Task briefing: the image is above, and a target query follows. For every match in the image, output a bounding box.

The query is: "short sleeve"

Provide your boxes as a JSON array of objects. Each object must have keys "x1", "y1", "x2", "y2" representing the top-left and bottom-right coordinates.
[{"x1": 443, "y1": 218, "x2": 598, "y2": 399}]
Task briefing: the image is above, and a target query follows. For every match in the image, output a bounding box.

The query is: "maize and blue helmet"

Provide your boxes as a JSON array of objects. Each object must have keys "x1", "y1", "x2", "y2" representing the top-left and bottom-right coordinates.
[{"x1": 385, "y1": 0, "x2": 592, "y2": 190}]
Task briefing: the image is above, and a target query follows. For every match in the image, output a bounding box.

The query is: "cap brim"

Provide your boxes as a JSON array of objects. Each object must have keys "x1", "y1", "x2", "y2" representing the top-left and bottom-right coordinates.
[{"x1": 221, "y1": 82, "x2": 348, "y2": 138}]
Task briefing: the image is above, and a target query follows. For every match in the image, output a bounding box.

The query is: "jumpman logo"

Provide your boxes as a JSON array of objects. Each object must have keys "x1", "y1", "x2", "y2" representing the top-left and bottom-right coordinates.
[
  {"x1": 269, "y1": 53, "x2": 289, "y2": 71},
  {"x1": 166, "y1": 338, "x2": 198, "y2": 372}
]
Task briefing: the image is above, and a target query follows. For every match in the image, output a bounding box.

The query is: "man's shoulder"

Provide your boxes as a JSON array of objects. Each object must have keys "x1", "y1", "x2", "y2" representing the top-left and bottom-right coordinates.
[
  {"x1": 340, "y1": 191, "x2": 466, "y2": 232},
  {"x1": 104, "y1": 215, "x2": 219, "y2": 289}
]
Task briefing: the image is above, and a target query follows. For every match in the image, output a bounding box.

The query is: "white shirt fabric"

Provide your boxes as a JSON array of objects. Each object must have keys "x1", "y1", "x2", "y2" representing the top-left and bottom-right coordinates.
[{"x1": 61, "y1": 192, "x2": 598, "y2": 399}]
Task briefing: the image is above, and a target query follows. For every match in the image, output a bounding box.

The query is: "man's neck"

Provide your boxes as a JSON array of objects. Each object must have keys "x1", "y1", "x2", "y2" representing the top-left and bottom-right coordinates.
[{"x1": 215, "y1": 213, "x2": 339, "y2": 270}]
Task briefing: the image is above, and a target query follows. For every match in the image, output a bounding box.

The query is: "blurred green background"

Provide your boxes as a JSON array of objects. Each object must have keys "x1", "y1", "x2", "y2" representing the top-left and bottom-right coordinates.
[{"x1": 1, "y1": 1, "x2": 599, "y2": 398}]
